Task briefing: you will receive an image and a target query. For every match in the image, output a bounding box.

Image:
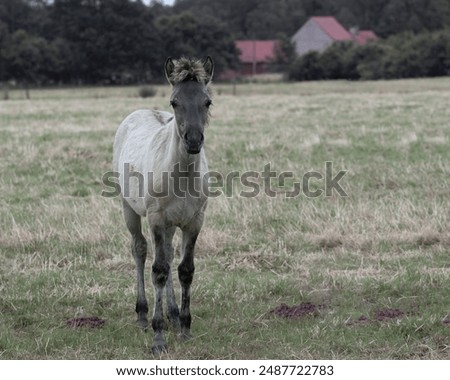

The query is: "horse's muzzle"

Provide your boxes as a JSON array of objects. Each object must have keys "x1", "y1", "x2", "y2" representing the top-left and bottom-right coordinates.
[{"x1": 184, "y1": 131, "x2": 204, "y2": 155}]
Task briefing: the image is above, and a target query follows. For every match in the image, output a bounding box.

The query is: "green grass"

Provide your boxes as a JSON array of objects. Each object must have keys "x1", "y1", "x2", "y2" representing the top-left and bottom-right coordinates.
[{"x1": 0, "y1": 78, "x2": 449, "y2": 359}]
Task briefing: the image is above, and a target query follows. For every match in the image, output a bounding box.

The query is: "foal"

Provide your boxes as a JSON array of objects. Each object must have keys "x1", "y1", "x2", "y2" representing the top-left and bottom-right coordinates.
[{"x1": 113, "y1": 57, "x2": 214, "y2": 353}]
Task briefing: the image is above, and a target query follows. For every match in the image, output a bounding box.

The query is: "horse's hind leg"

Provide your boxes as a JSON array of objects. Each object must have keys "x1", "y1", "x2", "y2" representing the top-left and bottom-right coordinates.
[
  {"x1": 164, "y1": 226, "x2": 181, "y2": 333},
  {"x1": 122, "y1": 199, "x2": 148, "y2": 329}
]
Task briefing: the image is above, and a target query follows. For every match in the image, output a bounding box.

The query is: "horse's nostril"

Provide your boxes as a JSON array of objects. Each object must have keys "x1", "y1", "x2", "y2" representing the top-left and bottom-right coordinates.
[{"x1": 184, "y1": 130, "x2": 203, "y2": 145}]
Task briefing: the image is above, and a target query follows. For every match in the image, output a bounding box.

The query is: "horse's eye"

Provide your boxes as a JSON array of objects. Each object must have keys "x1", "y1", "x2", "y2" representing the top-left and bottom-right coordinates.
[
  {"x1": 170, "y1": 100, "x2": 179, "y2": 108},
  {"x1": 205, "y1": 100, "x2": 212, "y2": 108}
]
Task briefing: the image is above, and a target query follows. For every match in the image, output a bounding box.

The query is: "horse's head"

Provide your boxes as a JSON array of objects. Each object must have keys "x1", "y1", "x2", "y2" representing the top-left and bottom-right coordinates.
[{"x1": 165, "y1": 57, "x2": 214, "y2": 155}]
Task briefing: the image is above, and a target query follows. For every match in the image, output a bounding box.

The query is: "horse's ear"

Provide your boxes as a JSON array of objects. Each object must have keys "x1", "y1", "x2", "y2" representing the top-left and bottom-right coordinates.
[
  {"x1": 203, "y1": 56, "x2": 214, "y2": 84},
  {"x1": 165, "y1": 57, "x2": 175, "y2": 85}
]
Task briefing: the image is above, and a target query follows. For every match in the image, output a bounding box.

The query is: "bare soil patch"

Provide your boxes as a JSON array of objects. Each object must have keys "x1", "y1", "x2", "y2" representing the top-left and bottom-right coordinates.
[
  {"x1": 346, "y1": 308, "x2": 405, "y2": 326},
  {"x1": 375, "y1": 308, "x2": 404, "y2": 321},
  {"x1": 66, "y1": 317, "x2": 106, "y2": 329},
  {"x1": 272, "y1": 303, "x2": 318, "y2": 319}
]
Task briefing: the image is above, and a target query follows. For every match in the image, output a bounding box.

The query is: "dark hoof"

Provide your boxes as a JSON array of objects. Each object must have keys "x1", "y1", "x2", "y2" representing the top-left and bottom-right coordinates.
[{"x1": 151, "y1": 344, "x2": 168, "y2": 355}]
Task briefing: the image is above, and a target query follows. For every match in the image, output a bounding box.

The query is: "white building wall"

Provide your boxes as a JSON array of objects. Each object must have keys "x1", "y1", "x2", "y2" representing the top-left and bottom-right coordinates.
[{"x1": 291, "y1": 19, "x2": 334, "y2": 56}]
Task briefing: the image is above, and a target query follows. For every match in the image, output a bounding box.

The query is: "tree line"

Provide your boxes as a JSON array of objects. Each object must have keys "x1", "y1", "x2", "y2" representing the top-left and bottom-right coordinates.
[
  {"x1": 288, "y1": 29, "x2": 450, "y2": 81},
  {"x1": 0, "y1": 0, "x2": 239, "y2": 85},
  {"x1": 1, "y1": 0, "x2": 450, "y2": 86}
]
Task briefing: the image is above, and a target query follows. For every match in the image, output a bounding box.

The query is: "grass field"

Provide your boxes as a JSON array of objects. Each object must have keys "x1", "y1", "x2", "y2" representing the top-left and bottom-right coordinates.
[{"x1": 1, "y1": 78, "x2": 449, "y2": 359}]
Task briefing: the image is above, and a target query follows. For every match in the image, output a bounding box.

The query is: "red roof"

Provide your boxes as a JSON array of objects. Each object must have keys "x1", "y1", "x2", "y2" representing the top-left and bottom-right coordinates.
[
  {"x1": 310, "y1": 16, "x2": 353, "y2": 41},
  {"x1": 235, "y1": 40, "x2": 278, "y2": 63},
  {"x1": 354, "y1": 30, "x2": 378, "y2": 45}
]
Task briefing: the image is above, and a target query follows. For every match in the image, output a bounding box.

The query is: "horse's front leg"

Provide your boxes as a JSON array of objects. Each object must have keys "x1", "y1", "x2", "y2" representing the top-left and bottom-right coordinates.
[
  {"x1": 164, "y1": 226, "x2": 181, "y2": 333},
  {"x1": 178, "y1": 228, "x2": 200, "y2": 340},
  {"x1": 150, "y1": 224, "x2": 170, "y2": 354}
]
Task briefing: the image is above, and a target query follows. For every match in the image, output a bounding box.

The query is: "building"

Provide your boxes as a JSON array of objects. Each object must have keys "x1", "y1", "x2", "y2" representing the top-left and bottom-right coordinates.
[
  {"x1": 221, "y1": 17, "x2": 378, "y2": 79},
  {"x1": 235, "y1": 40, "x2": 279, "y2": 76},
  {"x1": 352, "y1": 30, "x2": 378, "y2": 45},
  {"x1": 291, "y1": 16, "x2": 378, "y2": 56}
]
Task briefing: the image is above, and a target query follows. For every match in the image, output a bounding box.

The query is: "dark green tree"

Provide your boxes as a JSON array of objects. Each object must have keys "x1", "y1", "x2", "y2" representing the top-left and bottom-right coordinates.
[
  {"x1": 288, "y1": 51, "x2": 323, "y2": 81},
  {"x1": 155, "y1": 11, "x2": 238, "y2": 77},
  {"x1": 3, "y1": 29, "x2": 50, "y2": 97},
  {"x1": 48, "y1": 0, "x2": 162, "y2": 83}
]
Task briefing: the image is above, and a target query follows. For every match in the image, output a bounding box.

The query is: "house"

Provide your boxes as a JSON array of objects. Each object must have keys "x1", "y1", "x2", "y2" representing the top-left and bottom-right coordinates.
[
  {"x1": 291, "y1": 16, "x2": 378, "y2": 56},
  {"x1": 221, "y1": 17, "x2": 378, "y2": 79},
  {"x1": 352, "y1": 30, "x2": 378, "y2": 45},
  {"x1": 235, "y1": 40, "x2": 279, "y2": 76}
]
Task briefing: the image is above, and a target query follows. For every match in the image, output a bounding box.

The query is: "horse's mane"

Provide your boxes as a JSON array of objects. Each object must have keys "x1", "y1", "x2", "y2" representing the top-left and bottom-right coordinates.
[{"x1": 169, "y1": 57, "x2": 210, "y2": 85}]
